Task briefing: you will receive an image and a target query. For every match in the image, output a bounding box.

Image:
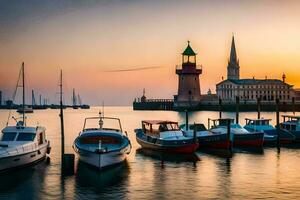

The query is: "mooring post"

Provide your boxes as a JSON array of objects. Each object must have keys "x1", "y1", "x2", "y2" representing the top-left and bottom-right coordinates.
[
  {"x1": 292, "y1": 97, "x2": 295, "y2": 115},
  {"x1": 193, "y1": 122, "x2": 197, "y2": 143},
  {"x1": 59, "y1": 70, "x2": 74, "y2": 175},
  {"x1": 257, "y1": 97, "x2": 261, "y2": 119},
  {"x1": 219, "y1": 98, "x2": 222, "y2": 119},
  {"x1": 227, "y1": 119, "x2": 232, "y2": 153},
  {"x1": 276, "y1": 98, "x2": 280, "y2": 151},
  {"x1": 236, "y1": 96, "x2": 239, "y2": 124},
  {"x1": 185, "y1": 110, "x2": 189, "y2": 131}
]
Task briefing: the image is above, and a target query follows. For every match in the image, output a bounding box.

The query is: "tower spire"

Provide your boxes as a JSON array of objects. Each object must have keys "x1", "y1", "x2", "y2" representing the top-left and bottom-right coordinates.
[
  {"x1": 230, "y1": 35, "x2": 237, "y2": 64},
  {"x1": 227, "y1": 34, "x2": 240, "y2": 80}
]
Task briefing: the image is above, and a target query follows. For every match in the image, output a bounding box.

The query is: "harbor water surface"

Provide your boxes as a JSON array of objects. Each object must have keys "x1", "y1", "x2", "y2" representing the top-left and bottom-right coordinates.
[{"x1": 1, "y1": 107, "x2": 300, "y2": 199}]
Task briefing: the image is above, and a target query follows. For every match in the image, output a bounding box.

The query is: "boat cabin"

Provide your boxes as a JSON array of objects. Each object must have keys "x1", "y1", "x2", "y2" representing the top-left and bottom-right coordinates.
[
  {"x1": 245, "y1": 118, "x2": 272, "y2": 126},
  {"x1": 1, "y1": 125, "x2": 46, "y2": 145},
  {"x1": 180, "y1": 123, "x2": 207, "y2": 132},
  {"x1": 280, "y1": 115, "x2": 300, "y2": 132},
  {"x1": 209, "y1": 118, "x2": 234, "y2": 129},
  {"x1": 142, "y1": 120, "x2": 182, "y2": 138}
]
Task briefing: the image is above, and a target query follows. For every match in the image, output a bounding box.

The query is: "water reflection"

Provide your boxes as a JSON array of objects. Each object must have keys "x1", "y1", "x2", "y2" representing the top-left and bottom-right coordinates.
[
  {"x1": 0, "y1": 160, "x2": 49, "y2": 199},
  {"x1": 74, "y1": 160, "x2": 130, "y2": 199},
  {"x1": 136, "y1": 148, "x2": 200, "y2": 164}
]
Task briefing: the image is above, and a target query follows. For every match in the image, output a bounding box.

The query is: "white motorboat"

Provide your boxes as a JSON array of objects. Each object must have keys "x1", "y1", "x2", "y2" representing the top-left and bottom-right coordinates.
[
  {"x1": 73, "y1": 114, "x2": 131, "y2": 169},
  {"x1": 0, "y1": 63, "x2": 51, "y2": 172},
  {"x1": 0, "y1": 121, "x2": 51, "y2": 172}
]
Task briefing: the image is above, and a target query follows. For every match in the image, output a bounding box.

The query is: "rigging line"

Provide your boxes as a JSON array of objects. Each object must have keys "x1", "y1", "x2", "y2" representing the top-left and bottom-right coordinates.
[{"x1": 6, "y1": 65, "x2": 22, "y2": 126}]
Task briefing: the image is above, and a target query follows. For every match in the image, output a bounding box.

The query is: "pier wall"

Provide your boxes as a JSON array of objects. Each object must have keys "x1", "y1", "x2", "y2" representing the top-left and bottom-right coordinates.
[{"x1": 133, "y1": 99, "x2": 300, "y2": 112}]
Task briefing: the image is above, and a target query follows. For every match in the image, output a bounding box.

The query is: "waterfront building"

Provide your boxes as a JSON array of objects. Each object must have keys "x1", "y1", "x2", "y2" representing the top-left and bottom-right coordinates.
[
  {"x1": 174, "y1": 41, "x2": 202, "y2": 108},
  {"x1": 216, "y1": 36, "x2": 295, "y2": 102}
]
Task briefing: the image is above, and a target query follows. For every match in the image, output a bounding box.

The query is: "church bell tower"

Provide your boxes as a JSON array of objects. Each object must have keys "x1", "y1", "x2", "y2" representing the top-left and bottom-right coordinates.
[
  {"x1": 174, "y1": 41, "x2": 202, "y2": 108},
  {"x1": 227, "y1": 35, "x2": 240, "y2": 80}
]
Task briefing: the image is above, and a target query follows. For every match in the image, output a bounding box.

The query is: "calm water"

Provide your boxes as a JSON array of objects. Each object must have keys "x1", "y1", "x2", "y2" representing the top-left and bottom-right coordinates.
[{"x1": 0, "y1": 107, "x2": 300, "y2": 200}]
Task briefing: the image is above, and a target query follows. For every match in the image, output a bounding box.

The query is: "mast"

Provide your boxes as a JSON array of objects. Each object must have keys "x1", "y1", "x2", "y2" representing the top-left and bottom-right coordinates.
[
  {"x1": 59, "y1": 69, "x2": 65, "y2": 167},
  {"x1": 22, "y1": 62, "x2": 25, "y2": 124},
  {"x1": 72, "y1": 89, "x2": 76, "y2": 106}
]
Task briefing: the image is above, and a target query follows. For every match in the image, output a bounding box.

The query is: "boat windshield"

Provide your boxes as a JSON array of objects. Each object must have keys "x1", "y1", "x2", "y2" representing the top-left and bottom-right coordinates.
[
  {"x1": 83, "y1": 117, "x2": 122, "y2": 132},
  {"x1": 1, "y1": 132, "x2": 17, "y2": 141},
  {"x1": 247, "y1": 120, "x2": 270, "y2": 126},
  {"x1": 16, "y1": 132, "x2": 36, "y2": 141}
]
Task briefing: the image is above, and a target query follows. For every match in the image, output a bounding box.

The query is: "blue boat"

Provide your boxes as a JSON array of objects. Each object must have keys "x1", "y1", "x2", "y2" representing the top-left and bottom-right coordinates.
[
  {"x1": 209, "y1": 118, "x2": 264, "y2": 148},
  {"x1": 244, "y1": 118, "x2": 295, "y2": 145},
  {"x1": 279, "y1": 115, "x2": 300, "y2": 143},
  {"x1": 180, "y1": 123, "x2": 231, "y2": 150}
]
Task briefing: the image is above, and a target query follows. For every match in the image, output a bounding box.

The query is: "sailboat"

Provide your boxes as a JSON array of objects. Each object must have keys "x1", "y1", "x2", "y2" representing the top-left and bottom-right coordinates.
[{"x1": 0, "y1": 62, "x2": 51, "y2": 172}]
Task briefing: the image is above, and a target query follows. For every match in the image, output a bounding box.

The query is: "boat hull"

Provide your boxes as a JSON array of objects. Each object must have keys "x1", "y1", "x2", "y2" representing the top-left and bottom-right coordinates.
[
  {"x1": 0, "y1": 142, "x2": 49, "y2": 173},
  {"x1": 74, "y1": 145, "x2": 130, "y2": 169},
  {"x1": 197, "y1": 134, "x2": 231, "y2": 150},
  {"x1": 233, "y1": 132, "x2": 264, "y2": 147},
  {"x1": 136, "y1": 135, "x2": 198, "y2": 154}
]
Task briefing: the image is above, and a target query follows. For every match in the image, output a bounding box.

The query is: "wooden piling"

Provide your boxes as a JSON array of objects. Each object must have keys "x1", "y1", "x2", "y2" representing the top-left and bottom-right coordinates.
[
  {"x1": 236, "y1": 96, "x2": 239, "y2": 124},
  {"x1": 59, "y1": 70, "x2": 74, "y2": 175},
  {"x1": 185, "y1": 110, "x2": 189, "y2": 131},
  {"x1": 226, "y1": 119, "x2": 232, "y2": 153},
  {"x1": 219, "y1": 98, "x2": 222, "y2": 119},
  {"x1": 276, "y1": 98, "x2": 280, "y2": 151},
  {"x1": 292, "y1": 97, "x2": 295, "y2": 115},
  {"x1": 193, "y1": 122, "x2": 197, "y2": 143},
  {"x1": 257, "y1": 97, "x2": 261, "y2": 119}
]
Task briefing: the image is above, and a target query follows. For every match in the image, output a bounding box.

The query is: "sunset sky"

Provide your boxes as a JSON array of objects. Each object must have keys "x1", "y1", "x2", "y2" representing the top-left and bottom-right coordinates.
[{"x1": 0, "y1": 0, "x2": 300, "y2": 105}]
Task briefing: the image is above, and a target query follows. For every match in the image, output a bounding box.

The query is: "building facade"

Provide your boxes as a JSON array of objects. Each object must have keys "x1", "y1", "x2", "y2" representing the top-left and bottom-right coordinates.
[
  {"x1": 174, "y1": 41, "x2": 202, "y2": 108},
  {"x1": 216, "y1": 36, "x2": 295, "y2": 102}
]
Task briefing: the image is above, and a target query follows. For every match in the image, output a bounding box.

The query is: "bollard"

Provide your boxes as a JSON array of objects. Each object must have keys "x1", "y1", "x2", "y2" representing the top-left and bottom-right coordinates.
[
  {"x1": 257, "y1": 97, "x2": 261, "y2": 119},
  {"x1": 236, "y1": 96, "x2": 239, "y2": 124}
]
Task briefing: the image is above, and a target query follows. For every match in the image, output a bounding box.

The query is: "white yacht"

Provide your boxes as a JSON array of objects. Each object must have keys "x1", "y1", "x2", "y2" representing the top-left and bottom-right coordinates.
[{"x1": 0, "y1": 121, "x2": 51, "y2": 172}]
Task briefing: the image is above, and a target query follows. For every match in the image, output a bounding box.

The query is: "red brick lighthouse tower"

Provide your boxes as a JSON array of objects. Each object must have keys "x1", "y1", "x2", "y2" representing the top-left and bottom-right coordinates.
[{"x1": 174, "y1": 41, "x2": 202, "y2": 109}]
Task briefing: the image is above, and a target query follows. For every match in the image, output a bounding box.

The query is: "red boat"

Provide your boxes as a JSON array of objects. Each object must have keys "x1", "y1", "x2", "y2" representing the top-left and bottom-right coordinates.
[{"x1": 135, "y1": 120, "x2": 198, "y2": 154}]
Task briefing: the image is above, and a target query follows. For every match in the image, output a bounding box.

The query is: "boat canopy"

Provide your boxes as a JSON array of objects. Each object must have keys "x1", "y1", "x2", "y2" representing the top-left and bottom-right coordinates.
[{"x1": 142, "y1": 120, "x2": 180, "y2": 134}]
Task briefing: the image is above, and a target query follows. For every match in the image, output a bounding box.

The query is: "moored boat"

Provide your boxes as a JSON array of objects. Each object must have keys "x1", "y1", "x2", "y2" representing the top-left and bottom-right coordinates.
[
  {"x1": 0, "y1": 62, "x2": 51, "y2": 173},
  {"x1": 210, "y1": 118, "x2": 264, "y2": 148},
  {"x1": 135, "y1": 120, "x2": 198, "y2": 154},
  {"x1": 279, "y1": 115, "x2": 300, "y2": 143},
  {"x1": 73, "y1": 114, "x2": 131, "y2": 170},
  {"x1": 180, "y1": 123, "x2": 231, "y2": 150},
  {"x1": 244, "y1": 118, "x2": 294, "y2": 145},
  {"x1": 0, "y1": 122, "x2": 51, "y2": 172}
]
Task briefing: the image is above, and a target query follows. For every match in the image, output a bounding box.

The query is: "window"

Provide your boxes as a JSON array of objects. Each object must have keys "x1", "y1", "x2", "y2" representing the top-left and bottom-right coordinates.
[
  {"x1": 1, "y1": 132, "x2": 17, "y2": 141},
  {"x1": 16, "y1": 132, "x2": 36, "y2": 141}
]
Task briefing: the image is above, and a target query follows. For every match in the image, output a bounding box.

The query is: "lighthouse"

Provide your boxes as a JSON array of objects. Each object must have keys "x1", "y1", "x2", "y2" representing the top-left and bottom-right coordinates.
[{"x1": 174, "y1": 41, "x2": 202, "y2": 109}]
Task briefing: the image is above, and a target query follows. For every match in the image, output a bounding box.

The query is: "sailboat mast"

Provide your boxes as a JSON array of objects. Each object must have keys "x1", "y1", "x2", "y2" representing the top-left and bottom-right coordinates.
[
  {"x1": 22, "y1": 62, "x2": 25, "y2": 124},
  {"x1": 60, "y1": 69, "x2": 65, "y2": 166}
]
